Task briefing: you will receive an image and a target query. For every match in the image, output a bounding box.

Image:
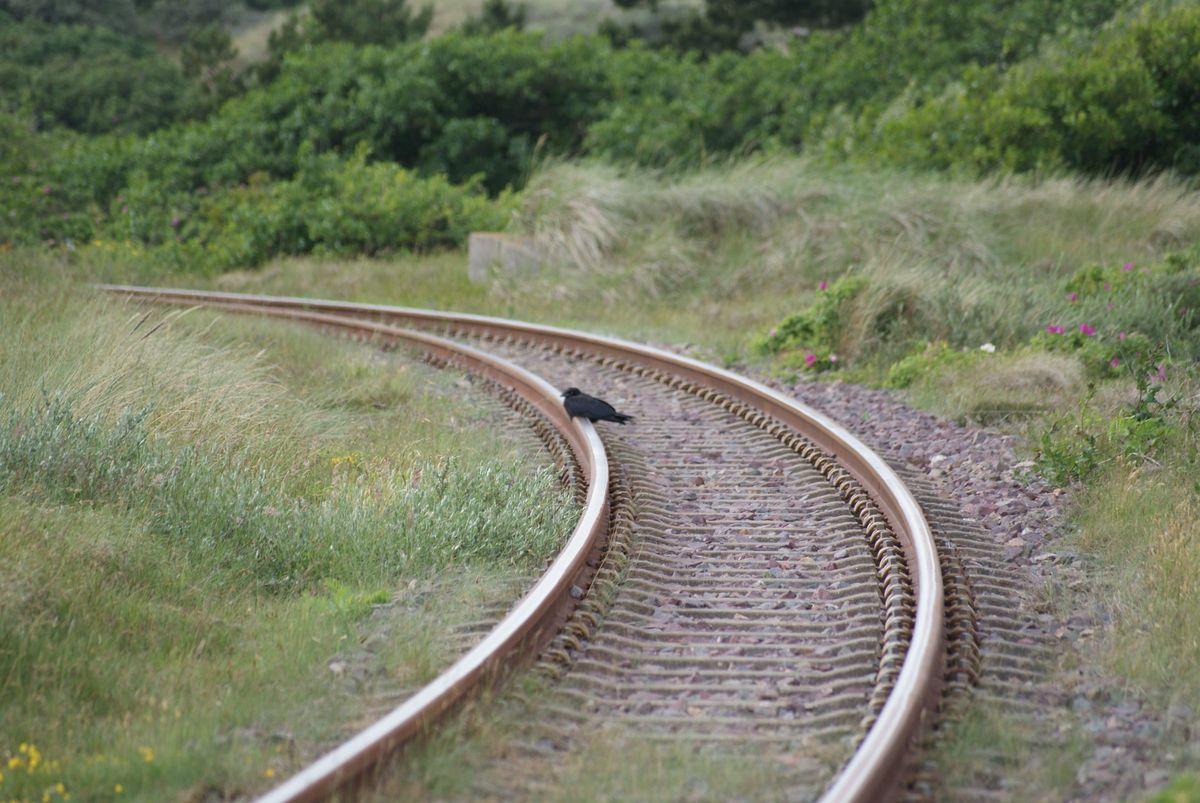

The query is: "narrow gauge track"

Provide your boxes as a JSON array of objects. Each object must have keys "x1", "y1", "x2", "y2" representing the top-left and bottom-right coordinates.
[{"x1": 103, "y1": 285, "x2": 946, "y2": 802}]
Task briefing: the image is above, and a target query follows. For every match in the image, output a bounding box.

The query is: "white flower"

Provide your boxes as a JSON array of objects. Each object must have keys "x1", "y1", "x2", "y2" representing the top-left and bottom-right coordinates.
[{"x1": 979, "y1": 343, "x2": 996, "y2": 353}]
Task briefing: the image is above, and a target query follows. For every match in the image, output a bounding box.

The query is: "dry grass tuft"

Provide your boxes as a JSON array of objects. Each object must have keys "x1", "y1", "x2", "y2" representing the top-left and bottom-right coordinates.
[
  {"x1": 916, "y1": 352, "x2": 1085, "y2": 423},
  {"x1": 0, "y1": 296, "x2": 322, "y2": 464}
]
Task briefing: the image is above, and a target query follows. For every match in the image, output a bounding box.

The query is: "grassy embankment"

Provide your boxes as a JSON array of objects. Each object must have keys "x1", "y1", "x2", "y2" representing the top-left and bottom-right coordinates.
[
  {"x1": 201, "y1": 158, "x2": 1200, "y2": 774},
  {"x1": 0, "y1": 265, "x2": 577, "y2": 801}
]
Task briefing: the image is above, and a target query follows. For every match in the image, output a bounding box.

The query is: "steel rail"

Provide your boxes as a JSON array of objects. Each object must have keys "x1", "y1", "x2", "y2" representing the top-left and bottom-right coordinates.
[{"x1": 102, "y1": 284, "x2": 946, "y2": 803}]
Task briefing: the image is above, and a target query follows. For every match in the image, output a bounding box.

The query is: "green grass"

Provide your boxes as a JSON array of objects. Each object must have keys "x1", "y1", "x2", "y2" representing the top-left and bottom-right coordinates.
[
  {"x1": 0, "y1": 267, "x2": 578, "y2": 800},
  {"x1": 1074, "y1": 461, "x2": 1200, "y2": 709},
  {"x1": 931, "y1": 703, "x2": 1085, "y2": 801}
]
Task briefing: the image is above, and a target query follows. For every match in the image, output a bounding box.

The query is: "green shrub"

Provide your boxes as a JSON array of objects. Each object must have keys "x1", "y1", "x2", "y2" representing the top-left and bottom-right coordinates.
[
  {"x1": 151, "y1": 150, "x2": 516, "y2": 272},
  {"x1": 855, "y1": 5, "x2": 1200, "y2": 176},
  {"x1": 884, "y1": 340, "x2": 984, "y2": 389},
  {"x1": 0, "y1": 14, "x2": 203, "y2": 135},
  {"x1": 1034, "y1": 251, "x2": 1200, "y2": 377},
  {"x1": 585, "y1": 45, "x2": 809, "y2": 167},
  {"x1": 1035, "y1": 373, "x2": 1179, "y2": 486},
  {"x1": 753, "y1": 277, "x2": 865, "y2": 370}
]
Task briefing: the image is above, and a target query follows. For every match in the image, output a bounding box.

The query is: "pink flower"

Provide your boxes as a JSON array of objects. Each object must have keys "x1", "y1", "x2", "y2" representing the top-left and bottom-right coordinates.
[
  {"x1": 768, "y1": 327, "x2": 777, "y2": 338},
  {"x1": 1079, "y1": 323, "x2": 1096, "y2": 336},
  {"x1": 1118, "y1": 331, "x2": 1127, "y2": 340},
  {"x1": 818, "y1": 280, "x2": 828, "y2": 291},
  {"x1": 829, "y1": 354, "x2": 839, "y2": 364},
  {"x1": 171, "y1": 216, "x2": 181, "y2": 227},
  {"x1": 1068, "y1": 292, "x2": 1079, "y2": 302},
  {"x1": 1109, "y1": 357, "x2": 1120, "y2": 369},
  {"x1": 1106, "y1": 303, "x2": 1114, "y2": 310},
  {"x1": 1156, "y1": 363, "x2": 1167, "y2": 382},
  {"x1": 41, "y1": 184, "x2": 51, "y2": 195},
  {"x1": 1046, "y1": 325, "x2": 1065, "y2": 335},
  {"x1": 1122, "y1": 262, "x2": 1135, "y2": 272},
  {"x1": 1103, "y1": 282, "x2": 1111, "y2": 291},
  {"x1": 805, "y1": 353, "x2": 817, "y2": 367}
]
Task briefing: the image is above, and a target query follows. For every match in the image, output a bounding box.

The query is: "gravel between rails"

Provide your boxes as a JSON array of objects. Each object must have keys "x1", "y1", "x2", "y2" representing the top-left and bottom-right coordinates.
[{"x1": 423, "y1": 338, "x2": 915, "y2": 801}]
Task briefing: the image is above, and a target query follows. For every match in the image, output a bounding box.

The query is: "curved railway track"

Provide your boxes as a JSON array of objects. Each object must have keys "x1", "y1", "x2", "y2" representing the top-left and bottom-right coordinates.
[{"x1": 103, "y1": 285, "x2": 949, "y2": 802}]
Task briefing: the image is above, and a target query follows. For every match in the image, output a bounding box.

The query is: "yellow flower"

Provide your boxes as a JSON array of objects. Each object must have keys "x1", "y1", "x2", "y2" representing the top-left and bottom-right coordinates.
[
  {"x1": 55, "y1": 784, "x2": 65, "y2": 794},
  {"x1": 6, "y1": 758, "x2": 20, "y2": 769},
  {"x1": 114, "y1": 784, "x2": 124, "y2": 794},
  {"x1": 137, "y1": 746, "x2": 154, "y2": 763},
  {"x1": 264, "y1": 768, "x2": 275, "y2": 778},
  {"x1": 0, "y1": 768, "x2": 4, "y2": 783}
]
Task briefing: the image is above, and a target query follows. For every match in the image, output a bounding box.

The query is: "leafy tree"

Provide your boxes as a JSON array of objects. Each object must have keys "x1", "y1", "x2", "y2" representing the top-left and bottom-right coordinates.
[
  {"x1": 0, "y1": 14, "x2": 202, "y2": 134},
  {"x1": 181, "y1": 23, "x2": 242, "y2": 104},
  {"x1": 458, "y1": 0, "x2": 527, "y2": 35},
  {"x1": 307, "y1": 0, "x2": 432, "y2": 46},
  {"x1": 262, "y1": 0, "x2": 433, "y2": 82},
  {"x1": 0, "y1": 0, "x2": 141, "y2": 29}
]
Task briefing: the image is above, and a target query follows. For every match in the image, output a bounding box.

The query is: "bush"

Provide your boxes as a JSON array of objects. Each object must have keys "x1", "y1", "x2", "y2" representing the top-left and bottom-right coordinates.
[
  {"x1": 884, "y1": 340, "x2": 984, "y2": 389},
  {"x1": 149, "y1": 150, "x2": 516, "y2": 272},
  {"x1": 1035, "y1": 373, "x2": 1180, "y2": 486},
  {"x1": 752, "y1": 277, "x2": 865, "y2": 370},
  {"x1": 854, "y1": 5, "x2": 1200, "y2": 176},
  {"x1": 585, "y1": 45, "x2": 809, "y2": 167},
  {"x1": 0, "y1": 14, "x2": 203, "y2": 135}
]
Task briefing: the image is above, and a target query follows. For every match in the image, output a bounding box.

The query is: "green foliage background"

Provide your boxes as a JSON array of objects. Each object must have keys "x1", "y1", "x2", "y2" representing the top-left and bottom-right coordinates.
[{"x1": 2, "y1": 0, "x2": 1197, "y2": 270}]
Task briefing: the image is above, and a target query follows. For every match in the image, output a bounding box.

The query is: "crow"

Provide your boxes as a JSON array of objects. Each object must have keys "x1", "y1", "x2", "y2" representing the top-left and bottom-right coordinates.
[{"x1": 561, "y1": 387, "x2": 633, "y2": 424}]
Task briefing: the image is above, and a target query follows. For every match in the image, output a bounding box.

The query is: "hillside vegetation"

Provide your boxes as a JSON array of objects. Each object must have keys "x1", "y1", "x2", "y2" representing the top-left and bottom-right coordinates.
[{"x1": 2, "y1": 0, "x2": 1198, "y2": 267}]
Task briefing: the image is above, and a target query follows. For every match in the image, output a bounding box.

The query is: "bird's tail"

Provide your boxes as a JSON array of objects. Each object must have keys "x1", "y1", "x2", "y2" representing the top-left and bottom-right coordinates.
[{"x1": 613, "y1": 413, "x2": 633, "y2": 424}]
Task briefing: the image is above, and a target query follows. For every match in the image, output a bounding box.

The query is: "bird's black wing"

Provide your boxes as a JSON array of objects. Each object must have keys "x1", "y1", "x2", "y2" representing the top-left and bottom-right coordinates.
[
  {"x1": 565, "y1": 393, "x2": 619, "y2": 420},
  {"x1": 583, "y1": 396, "x2": 619, "y2": 417}
]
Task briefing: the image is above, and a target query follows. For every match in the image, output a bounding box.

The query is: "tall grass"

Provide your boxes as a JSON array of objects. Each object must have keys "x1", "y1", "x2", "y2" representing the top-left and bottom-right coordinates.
[
  {"x1": 518, "y1": 160, "x2": 1200, "y2": 297},
  {"x1": 1076, "y1": 461, "x2": 1200, "y2": 708},
  {"x1": 0, "y1": 274, "x2": 578, "y2": 799}
]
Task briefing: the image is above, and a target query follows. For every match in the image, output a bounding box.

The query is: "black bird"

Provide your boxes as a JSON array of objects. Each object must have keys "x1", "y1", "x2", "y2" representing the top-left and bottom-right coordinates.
[{"x1": 561, "y1": 387, "x2": 633, "y2": 424}]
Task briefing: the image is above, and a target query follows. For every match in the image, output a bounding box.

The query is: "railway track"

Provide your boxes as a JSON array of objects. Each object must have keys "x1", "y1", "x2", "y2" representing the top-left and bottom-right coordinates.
[{"x1": 103, "y1": 285, "x2": 951, "y2": 802}]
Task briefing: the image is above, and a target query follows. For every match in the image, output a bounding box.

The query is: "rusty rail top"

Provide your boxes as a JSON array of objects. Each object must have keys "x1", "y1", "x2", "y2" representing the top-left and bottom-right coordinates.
[{"x1": 102, "y1": 285, "x2": 946, "y2": 803}]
